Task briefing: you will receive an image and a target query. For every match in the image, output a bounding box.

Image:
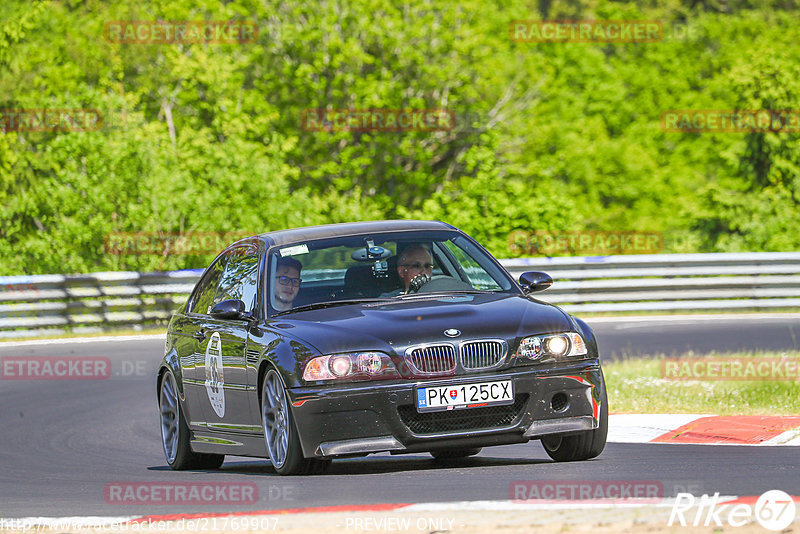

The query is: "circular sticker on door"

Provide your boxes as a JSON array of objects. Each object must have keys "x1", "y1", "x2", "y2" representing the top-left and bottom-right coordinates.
[{"x1": 204, "y1": 332, "x2": 225, "y2": 418}]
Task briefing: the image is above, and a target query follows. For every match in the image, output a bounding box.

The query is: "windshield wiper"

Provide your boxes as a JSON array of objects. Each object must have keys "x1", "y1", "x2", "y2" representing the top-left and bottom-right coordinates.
[
  {"x1": 273, "y1": 298, "x2": 391, "y2": 316},
  {"x1": 395, "y1": 290, "x2": 490, "y2": 299}
]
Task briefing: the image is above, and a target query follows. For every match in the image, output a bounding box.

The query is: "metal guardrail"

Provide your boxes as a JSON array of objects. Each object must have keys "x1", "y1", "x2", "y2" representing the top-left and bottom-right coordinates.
[
  {"x1": 0, "y1": 270, "x2": 203, "y2": 338},
  {"x1": 503, "y1": 252, "x2": 800, "y2": 313},
  {"x1": 1, "y1": 253, "x2": 799, "y2": 338}
]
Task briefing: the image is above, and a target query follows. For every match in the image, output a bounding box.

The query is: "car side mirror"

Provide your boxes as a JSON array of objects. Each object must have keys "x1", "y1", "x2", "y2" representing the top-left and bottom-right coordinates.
[
  {"x1": 210, "y1": 299, "x2": 246, "y2": 319},
  {"x1": 519, "y1": 271, "x2": 553, "y2": 294}
]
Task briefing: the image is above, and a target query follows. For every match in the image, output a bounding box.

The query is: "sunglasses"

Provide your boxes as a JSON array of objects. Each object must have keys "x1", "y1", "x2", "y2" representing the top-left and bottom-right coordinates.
[
  {"x1": 276, "y1": 275, "x2": 301, "y2": 287},
  {"x1": 400, "y1": 262, "x2": 434, "y2": 270}
]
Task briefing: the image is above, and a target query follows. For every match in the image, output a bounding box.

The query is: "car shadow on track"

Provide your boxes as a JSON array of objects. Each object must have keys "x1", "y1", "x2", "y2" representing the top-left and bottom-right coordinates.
[{"x1": 183, "y1": 454, "x2": 553, "y2": 477}]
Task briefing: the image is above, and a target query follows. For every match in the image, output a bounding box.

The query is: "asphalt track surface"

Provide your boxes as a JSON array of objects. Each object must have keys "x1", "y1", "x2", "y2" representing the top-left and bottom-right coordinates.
[
  {"x1": 1, "y1": 315, "x2": 799, "y2": 518},
  {"x1": 590, "y1": 313, "x2": 800, "y2": 359}
]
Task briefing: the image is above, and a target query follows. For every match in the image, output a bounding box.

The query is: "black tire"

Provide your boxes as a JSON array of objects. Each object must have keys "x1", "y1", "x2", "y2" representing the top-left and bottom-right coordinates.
[
  {"x1": 430, "y1": 447, "x2": 482, "y2": 460},
  {"x1": 159, "y1": 370, "x2": 225, "y2": 470},
  {"x1": 262, "y1": 369, "x2": 331, "y2": 476},
  {"x1": 541, "y1": 372, "x2": 608, "y2": 462}
]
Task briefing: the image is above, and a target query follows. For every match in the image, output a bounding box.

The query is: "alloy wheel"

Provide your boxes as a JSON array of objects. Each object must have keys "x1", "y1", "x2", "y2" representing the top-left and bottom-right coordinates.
[
  {"x1": 262, "y1": 370, "x2": 290, "y2": 468},
  {"x1": 159, "y1": 372, "x2": 179, "y2": 464}
]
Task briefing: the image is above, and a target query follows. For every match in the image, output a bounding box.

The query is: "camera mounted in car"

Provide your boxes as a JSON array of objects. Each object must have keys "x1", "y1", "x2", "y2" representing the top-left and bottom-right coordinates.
[{"x1": 350, "y1": 239, "x2": 392, "y2": 279}]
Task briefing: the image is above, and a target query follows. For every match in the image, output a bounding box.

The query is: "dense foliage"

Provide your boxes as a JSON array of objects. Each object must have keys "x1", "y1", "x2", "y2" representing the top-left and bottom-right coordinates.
[{"x1": 1, "y1": 0, "x2": 798, "y2": 274}]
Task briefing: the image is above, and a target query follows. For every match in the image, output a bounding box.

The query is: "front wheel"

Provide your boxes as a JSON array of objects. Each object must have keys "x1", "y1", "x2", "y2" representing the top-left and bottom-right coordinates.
[
  {"x1": 159, "y1": 369, "x2": 224, "y2": 470},
  {"x1": 262, "y1": 369, "x2": 330, "y2": 475},
  {"x1": 541, "y1": 374, "x2": 608, "y2": 462}
]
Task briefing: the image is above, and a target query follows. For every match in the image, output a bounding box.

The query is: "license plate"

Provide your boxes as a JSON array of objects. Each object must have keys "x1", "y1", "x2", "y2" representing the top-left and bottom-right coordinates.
[{"x1": 416, "y1": 380, "x2": 514, "y2": 413}]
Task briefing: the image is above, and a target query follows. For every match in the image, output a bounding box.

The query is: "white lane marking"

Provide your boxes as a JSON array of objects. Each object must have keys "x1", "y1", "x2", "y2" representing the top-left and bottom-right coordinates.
[
  {"x1": 585, "y1": 313, "x2": 800, "y2": 325},
  {"x1": 403, "y1": 498, "x2": 739, "y2": 511},
  {"x1": 762, "y1": 428, "x2": 800, "y2": 446},
  {"x1": 0, "y1": 334, "x2": 165, "y2": 348}
]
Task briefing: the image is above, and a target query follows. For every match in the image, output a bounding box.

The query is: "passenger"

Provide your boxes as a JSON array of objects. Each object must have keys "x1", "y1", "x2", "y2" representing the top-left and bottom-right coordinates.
[{"x1": 273, "y1": 257, "x2": 302, "y2": 311}]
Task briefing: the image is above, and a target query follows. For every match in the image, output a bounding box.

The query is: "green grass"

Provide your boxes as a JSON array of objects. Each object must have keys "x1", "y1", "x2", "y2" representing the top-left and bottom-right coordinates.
[{"x1": 605, "y1": 351, "x2": 800, "y2": 415}]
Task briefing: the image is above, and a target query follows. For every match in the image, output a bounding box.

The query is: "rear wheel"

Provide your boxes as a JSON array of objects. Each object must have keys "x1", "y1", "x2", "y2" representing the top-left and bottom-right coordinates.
[
  {"x1": 541, "y1": 373, "x2": 608, "y2": 462},
  {"x1": 159, "y1": 370, "x2": 224, "y2": 470},
  {"x1": 430, "y1": 447, "x2": 482, "y2": 460},
  {"x1": 262, "y1": 369, "x2": 330, "y2": 475}
]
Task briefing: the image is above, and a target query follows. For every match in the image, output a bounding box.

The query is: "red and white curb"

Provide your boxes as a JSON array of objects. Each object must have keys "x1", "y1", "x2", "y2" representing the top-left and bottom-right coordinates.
[{"x1": 608, "y1": 414, "x2": 800, "y2": 445}]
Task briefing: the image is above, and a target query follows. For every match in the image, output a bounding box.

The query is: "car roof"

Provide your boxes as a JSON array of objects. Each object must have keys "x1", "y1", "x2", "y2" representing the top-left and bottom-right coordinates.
[{"x1": 241, "y1": 220, "x2": 458, "y2": 248}]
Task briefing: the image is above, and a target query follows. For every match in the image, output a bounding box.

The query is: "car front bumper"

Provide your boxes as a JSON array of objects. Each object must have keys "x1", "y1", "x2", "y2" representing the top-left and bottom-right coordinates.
[{"x1": 287, "y1": 361, "x2": 605, "y2": 458}]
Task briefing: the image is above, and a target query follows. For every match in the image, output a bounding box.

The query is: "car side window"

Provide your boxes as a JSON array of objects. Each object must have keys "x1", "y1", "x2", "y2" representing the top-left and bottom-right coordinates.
[
  {"x1": 189, "y1": 256, "x2": 227, "y2": 315},
  {"x1": 214, "y1": 245, "x2": 260, "y2": 313}
]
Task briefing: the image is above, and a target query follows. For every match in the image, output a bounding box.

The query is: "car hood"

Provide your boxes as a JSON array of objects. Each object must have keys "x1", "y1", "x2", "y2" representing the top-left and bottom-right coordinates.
[{"x1": 269, "y1": 293, "x2": 573, "y2": 355}]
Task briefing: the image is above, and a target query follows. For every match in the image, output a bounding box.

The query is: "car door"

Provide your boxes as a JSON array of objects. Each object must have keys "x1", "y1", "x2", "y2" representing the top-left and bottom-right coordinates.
[
  {"x1": 197, "y1": 244, "x2": 262, "y2": 433},
  {"x1": 178, "y1": 254, "x2": 227, "y2": 429}
]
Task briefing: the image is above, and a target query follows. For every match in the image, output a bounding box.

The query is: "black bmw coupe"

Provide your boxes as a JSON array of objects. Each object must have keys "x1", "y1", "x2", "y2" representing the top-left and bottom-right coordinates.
[{"x1": 157, "y1": 220, "x2": 607, "y2": 475}]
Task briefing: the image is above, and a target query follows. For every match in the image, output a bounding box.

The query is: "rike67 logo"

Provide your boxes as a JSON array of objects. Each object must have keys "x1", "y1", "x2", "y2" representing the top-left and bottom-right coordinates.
[{"x1": 669, "y1": 490, "x2": 796, "y2": 531}]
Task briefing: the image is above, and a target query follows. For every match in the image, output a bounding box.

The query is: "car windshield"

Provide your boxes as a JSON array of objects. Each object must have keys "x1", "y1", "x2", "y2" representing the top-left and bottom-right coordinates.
[{"x1": 267, "y1": 230, "x2": 516, "y2": 315}]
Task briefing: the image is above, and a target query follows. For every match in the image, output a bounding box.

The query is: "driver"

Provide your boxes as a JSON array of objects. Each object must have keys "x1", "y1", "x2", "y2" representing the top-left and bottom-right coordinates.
[{"x1": 382, "y1": 244, "x2": 434, "y2": 296}]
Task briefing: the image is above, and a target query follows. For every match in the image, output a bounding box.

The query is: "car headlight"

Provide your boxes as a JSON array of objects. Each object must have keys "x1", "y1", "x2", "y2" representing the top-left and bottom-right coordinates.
[
  {"x1": 515, "y1": 332, "x2": 588, "y2": 361},
  {"x1": 302, "y1": 352, "x2": 399, "y2": 382}
]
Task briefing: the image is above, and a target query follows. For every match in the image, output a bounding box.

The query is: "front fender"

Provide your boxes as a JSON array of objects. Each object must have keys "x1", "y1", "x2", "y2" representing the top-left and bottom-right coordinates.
[{"x1": 250, "y1": 326, "x2": 322, "y2": 391}]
